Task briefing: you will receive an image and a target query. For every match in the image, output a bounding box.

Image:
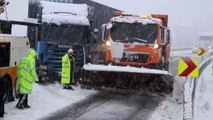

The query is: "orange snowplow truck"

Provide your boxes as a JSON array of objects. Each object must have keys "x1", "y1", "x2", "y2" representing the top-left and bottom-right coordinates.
[
  {"x1": 81, "y1": 12, "x2": 173, "y2": 95},
  {"x1": 102, "y1": 12, "x2": 171, "y2": 69}
]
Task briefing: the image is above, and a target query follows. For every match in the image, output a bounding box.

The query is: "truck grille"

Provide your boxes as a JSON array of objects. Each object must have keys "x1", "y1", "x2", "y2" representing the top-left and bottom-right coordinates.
[{"x1": 120, "y1": 53, "x2": 149, "y2": 63}]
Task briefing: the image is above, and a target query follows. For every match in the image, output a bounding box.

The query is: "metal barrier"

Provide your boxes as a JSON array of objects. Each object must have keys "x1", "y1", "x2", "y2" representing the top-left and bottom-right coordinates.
[{"x1": 183, "y1": 51, "x2": 213, "y2": 120}]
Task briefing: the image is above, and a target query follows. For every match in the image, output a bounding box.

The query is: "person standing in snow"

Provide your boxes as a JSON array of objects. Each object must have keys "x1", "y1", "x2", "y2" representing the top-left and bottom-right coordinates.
[
  {"x1": 61, "y1": 48, "x2": 75, "y2": 90},
  {"x1": 16, "y1": 49, "x2": 38, "y2": 109},
  {"x1": 0, "y1": 76, "x2": 8, "y2": 117}
]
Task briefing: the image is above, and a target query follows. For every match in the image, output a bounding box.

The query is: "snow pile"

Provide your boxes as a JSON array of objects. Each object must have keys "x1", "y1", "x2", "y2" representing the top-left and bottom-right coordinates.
[
  {"x1": 148, "y1": 76, "x2": 185, "y2": 120},
  {"x1": 40, "y1": 1, "x2": 90, "y2": 26},
  {"x1": 41, "y1": 1, "x2": 88, "y2": 17},
  {"x1": 149, "y1": 97, "x2": 182, "y2": 120},
  {"x1": 4, "y1": 83, "x2": 96, "y2": 120},
  {"x1": 194, "y1": 62, "x2": 213, "y2": 120},
  {"x1": 111, "y1": 16, "x2": 160, "y2": 24}
]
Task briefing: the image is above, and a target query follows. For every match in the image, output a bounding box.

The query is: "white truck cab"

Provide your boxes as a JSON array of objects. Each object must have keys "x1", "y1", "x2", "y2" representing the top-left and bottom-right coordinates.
[{"x1": 0, "y1": 34, "x2": 30, "y2": 67}]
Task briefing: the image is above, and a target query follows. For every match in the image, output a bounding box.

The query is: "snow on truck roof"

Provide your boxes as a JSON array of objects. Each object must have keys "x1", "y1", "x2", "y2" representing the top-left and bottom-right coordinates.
[
  {"x1": 40, "y1": 1, "x2": 90, "y2": 26},
  {"x1": 111, "y1": 16, "x2": 161, "y2": 24}
]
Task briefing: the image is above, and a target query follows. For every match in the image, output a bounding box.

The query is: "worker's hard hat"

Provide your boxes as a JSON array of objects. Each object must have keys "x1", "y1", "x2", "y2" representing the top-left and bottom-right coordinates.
[{"x1": 68, "y1": 49, "x2": 74, "y2": 53}]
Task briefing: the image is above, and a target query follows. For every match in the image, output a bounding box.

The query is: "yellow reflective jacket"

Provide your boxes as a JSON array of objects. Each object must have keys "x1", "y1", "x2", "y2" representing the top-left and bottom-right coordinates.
[
  {"x1": 61, "y1": 54, "x2": 75, "y2": 84},
  {"x1": 16, "y1": 49, "x2": 38, "y2": 94}
]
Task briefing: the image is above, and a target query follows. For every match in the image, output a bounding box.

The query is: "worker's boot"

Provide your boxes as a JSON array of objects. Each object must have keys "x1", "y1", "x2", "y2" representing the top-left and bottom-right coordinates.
[
  {"x1": 16, "y1": 94, "x2": 26, "y2": 109},
  {"x1": 63, "y1": 85, "x2": 68, "y2": 89},
  {"x1": 23, "y1": 96, "x2": 30, "y2": 108},
  {"x1": 23, "y1": 104, "x2": 31, "y2": 108},
  {"x1": 67, "y1": 85, "x2": 75, "y2": 90},
  {"x1": 16, "y1": 104, "x2": 24, "y2": 110}
]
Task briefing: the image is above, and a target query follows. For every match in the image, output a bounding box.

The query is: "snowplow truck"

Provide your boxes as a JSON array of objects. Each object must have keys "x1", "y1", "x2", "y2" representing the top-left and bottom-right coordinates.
[{"x1": 81, "y1": 12, "x2": 173, "y2": 95}]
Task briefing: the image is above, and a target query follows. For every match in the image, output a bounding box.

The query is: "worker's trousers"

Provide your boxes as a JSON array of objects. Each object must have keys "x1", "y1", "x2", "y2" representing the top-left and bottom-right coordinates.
[{"x1": 17, "y1": 94, "x2": 28, "y2": 106}]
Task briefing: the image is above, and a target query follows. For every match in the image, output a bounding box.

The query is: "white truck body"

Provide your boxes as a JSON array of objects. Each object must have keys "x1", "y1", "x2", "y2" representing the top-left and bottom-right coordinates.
[{"x1": 0, "y1": 34, "x2": 30, "y2": 67}]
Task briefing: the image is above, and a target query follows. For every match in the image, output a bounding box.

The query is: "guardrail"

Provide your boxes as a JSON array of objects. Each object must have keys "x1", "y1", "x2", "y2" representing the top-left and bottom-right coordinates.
[
  {"x1": 171, "y1": 48, "x2": 192, "y2": 51},
  {"x1": 183, "y1": 52, "x2": 213, "y2": 120}
]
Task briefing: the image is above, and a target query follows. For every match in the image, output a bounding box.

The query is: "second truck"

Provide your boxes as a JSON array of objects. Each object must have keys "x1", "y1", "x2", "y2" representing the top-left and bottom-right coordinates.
[{"x1": 81, "y1": 12, "x2": 173, "y2": 96}]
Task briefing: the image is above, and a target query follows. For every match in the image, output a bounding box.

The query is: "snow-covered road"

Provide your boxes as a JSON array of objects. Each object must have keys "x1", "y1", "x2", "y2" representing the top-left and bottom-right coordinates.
[
  {"x1": 42, "y1": 92, "x2": 164, "y2": 120},
  {"x1": 4, "y1": 84, "x2": 97, "y2": 120},
  {"x1": 4, "y1": 82, "x2": 183, "y2": 120}
]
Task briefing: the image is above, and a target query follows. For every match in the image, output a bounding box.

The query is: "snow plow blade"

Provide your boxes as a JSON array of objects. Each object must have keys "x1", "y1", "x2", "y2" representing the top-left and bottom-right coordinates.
[{"x1": 80, "y1": 64, "x2": 174, "y2": 96}]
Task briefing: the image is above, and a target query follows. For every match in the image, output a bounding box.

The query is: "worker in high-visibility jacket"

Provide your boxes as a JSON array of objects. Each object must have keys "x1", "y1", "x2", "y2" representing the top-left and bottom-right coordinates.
[
  {"x1": 61, "y1": 48, "x2": 75, "y2": 90},
  {"x1": 16, "y1": 49, "x2": 38, "y2": 109}
]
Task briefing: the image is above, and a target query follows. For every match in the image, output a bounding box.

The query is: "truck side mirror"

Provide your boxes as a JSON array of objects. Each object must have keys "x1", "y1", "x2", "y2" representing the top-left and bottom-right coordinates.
[
  {"x1": 106, "y1": 23, "x2": 112, "y2": 30},
  {"x1": 101, "y1": 24, "x2": 107, "y2": 41},
  {"x1": 161, "y1": 29, "x2": 170, "y2": 47}
]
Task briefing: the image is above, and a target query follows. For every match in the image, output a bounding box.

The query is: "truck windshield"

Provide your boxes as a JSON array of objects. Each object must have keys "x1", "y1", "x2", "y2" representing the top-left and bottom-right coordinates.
[
  {"x1": 110, "y1": 23, "x2": 158, "y2": 44},
  {"x1": 42, "y1": 25, "x2": 90, "y2": 46}
]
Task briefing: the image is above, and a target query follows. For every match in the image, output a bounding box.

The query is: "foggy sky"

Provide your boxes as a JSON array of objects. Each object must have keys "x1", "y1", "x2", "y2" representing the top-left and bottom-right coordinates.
[
  {"x1": 1, "y1": 0, "x2": 213, "y2": 48},
  {"x1": 92, "y1": 0, "x2": 213, "y2": 49},
  {"x1": 0, "y1": 0, "x2": 28, "y2": 36}
]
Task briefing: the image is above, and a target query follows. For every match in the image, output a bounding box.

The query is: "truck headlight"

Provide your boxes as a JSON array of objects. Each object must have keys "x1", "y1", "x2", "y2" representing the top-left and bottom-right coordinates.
[
  {"x1": 154, "y1": 43, "x2": 159, "y2": 48},
  {"x1": 106, "y1": 41, "x2": 111, "y2": 46}
]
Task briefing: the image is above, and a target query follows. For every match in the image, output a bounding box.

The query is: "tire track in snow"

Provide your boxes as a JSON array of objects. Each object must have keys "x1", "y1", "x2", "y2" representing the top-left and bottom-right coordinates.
[
  {"x1": 41, "y1": 91, "x2": 164, "y2": 120},
  {"x1": 41, "y1": 92, "x2": 109, "y2": 120}
]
